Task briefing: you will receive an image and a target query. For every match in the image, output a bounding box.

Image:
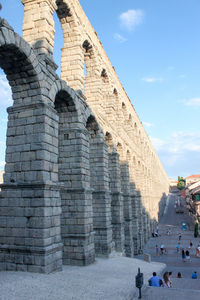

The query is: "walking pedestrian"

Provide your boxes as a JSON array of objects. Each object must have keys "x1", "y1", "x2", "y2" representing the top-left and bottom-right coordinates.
[
  {"x1": 185, "y1": 250, "x2": 191, "y2": 262},
  {"x1": 190, "y1": 241, "x2": 193, "y2": 248},
  {"x1": 176, "y1": 242, "x2": 180, "y2": 253},
  {"x1": 181, "y1": 249, "x2": 186, "y2": 262},
  {"x1": 160, "y1": 244, "x2": 165, "y2": 255},
  {"x1": 162, "y1": 272, "x2": 171, "y2": 288},
  {"x1": 178, "y1": 233, "x2": 182, "y2": 241},
  {"x1": 155, "y1": 225, "x2": 159, "y2": 236}
]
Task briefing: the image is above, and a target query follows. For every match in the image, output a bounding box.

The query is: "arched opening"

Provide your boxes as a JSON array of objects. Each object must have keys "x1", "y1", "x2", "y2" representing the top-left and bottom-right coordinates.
[
  {"x1": 55, "y1": 89, "x2": 95, "y2": 266},
  {"x1": 82, "y1": 39, "x2": 93, "y2": 95},
  {"x1": 55, "y1": 90, "x2": 76, "y2": 113},
  {"x1": 117, "y1": 142, "x2": 123, "y2": 160},
  {"x1": 100, "y1": 68, "x2": 109, "y2": 113},
  {"x1": 105, "y1": 131, "x2": 113, "y2": 150},
  {"x1": 86, "y1": 115, "x2": 99, "y2": 137},
  {"x1": 113, "y1": 88, "x2": 118, "y2": 95},
  {"x1": 53, "y1": 9, "x2": 64, "y2": 76},
  {"x1": 86, "y1": 115, "x2": 113, "y2": 256},
  {"x1": 56, "y1": 0, "x2": 84, "y2": 90},
  {"x1": 0, "y1": 30, "x2": 65, "y2": 272},
  {"x1": 126, "y1": 150, "x2": 131, "y2": 162},
  {"x1": 0, "y1": 40, "x2": 42, "y2": 185},
  {"x1": 0, "y1": 71, "x2": 12, "y2": 183},
  {"x1": 113, "y1": 88, "x2": 118, "y2": 109}
]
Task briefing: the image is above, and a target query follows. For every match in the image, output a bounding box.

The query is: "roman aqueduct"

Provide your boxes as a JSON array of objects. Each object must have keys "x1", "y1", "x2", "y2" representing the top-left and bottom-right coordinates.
[{"x1": 0, "y1": 0, "x2": 169, "y2": 273}]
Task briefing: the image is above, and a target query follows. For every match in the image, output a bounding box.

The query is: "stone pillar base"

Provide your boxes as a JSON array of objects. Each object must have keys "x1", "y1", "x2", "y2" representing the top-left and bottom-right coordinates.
[{"x1": 0, "y1": 244, "x2": 62, "y2": 273}]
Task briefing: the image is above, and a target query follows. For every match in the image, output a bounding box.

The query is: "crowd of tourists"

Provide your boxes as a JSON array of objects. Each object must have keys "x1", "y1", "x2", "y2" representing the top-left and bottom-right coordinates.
[{"x1": 153, "y1": 226, "x2": 200, "y2": 260}]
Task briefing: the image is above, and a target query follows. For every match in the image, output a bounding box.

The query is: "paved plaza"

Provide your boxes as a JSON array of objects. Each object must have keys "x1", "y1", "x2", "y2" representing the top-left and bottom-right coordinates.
[
  {"x1": 141, "y1": 192, "x2": 200, "y2": 299},
  {"x1": 0, "y1": 255, "x2": 165, "y2": 300}
]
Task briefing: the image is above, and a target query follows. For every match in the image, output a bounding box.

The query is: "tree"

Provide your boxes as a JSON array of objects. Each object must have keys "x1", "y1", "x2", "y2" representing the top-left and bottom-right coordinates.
[{"x1": 177, "y1": 176, "x2": 185, "y2": 190}]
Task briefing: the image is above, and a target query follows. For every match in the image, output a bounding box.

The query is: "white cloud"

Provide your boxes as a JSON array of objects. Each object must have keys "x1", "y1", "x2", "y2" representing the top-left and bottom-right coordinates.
[
  {"x1": 114, "y1": 33, "x2": 127, "y2": 43},
  {"x1": 184, "y1": 98, "x2": 200, "y2": 107},
  {"x1": 119, "y1": 9, "x2": 144, "y2": 31},
  {"x1": 143, "y1": 121, "x2": 154, "y2": 128},
  {"x1": 0, "y1": 75, "x2": 12, "y2": 108},
  {"x1": 142, "y1": 77, "x2": 163, "y2": 83},
  {"x1": 150, "y1": 131, "x2": 200, "y2": 178}
]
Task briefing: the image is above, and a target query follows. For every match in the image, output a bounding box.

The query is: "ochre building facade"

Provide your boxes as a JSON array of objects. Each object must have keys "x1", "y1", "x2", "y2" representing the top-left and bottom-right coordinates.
[{"x1": 0, "y1": 0, "x2": 169, "y2": 273}]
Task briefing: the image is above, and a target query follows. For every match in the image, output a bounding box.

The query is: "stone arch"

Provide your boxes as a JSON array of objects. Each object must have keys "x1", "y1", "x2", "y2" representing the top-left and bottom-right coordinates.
[
  {"x1": 0, "y1": 24, "x2": 45, "y2": 186},
  {"x1": 0, "y1": 24, "x2": 42, "y2": 107},
  {"x1": 23, "y1": 0, "x2": 85, "y2": 89},
  {"x1": 53, "y1": 85, "x2": 95, "y2": 266},
  {"x1": 0, "y1": 21, "x2": 67, "y2": 273}
]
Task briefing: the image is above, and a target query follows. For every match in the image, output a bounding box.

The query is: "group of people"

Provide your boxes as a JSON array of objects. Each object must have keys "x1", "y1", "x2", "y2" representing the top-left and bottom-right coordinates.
[
  {"x1": 148, "y1": 272, "x2": 172, "y2": 288},
  {"x1": 149, "y1": 270, "x2": 198, "y2": 287}
]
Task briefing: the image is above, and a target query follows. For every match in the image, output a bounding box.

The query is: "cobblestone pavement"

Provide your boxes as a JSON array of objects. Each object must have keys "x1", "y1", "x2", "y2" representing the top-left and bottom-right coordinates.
[{"x1": 139, "y1": 192, "x2": 200, "y2": 299}]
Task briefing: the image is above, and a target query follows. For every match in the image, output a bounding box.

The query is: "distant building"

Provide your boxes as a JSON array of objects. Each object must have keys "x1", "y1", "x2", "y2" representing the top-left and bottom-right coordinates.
[
  {"x1": 169, "y1": 178, "x2": 178, "y2": 186},
  {"x1": 185, "y1": 175, "x2": 200, "y2": 186},
  {"x1": 169, "y1": 178, "x2": 178, "y2": 192},
  {"x1": 185, "y1": 180, "x2": 200, "y2": 222}
]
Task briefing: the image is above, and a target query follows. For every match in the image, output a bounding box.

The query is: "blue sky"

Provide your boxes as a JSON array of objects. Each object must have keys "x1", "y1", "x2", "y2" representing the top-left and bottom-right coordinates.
[{"x1": 0, "y1": 0, "x2": 200, "y2": 179}]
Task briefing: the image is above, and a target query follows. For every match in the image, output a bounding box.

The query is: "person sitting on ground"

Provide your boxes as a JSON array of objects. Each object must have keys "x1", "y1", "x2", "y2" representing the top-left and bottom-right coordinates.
[
  {"x1": 168, "y1": 271, "x2": 172, "y2": 287},
  {"x1": 162, "y1": 272, "x2": 171, "y2": 288},
  {"x1": 148, "y1": 272, "x2": 162, "y2": 287},
  {"x1": 177, "y1": 272, "x2": 182, "y2": 278},
  {"x1": 192, "y1": 271, "x2": 197, "y2": 279}
]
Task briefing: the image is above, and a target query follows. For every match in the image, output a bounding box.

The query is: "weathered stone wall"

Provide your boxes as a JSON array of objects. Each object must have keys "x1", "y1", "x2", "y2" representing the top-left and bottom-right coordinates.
[{"x1": 0, "y1": 0, "x2": 169, "y2": 273}]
